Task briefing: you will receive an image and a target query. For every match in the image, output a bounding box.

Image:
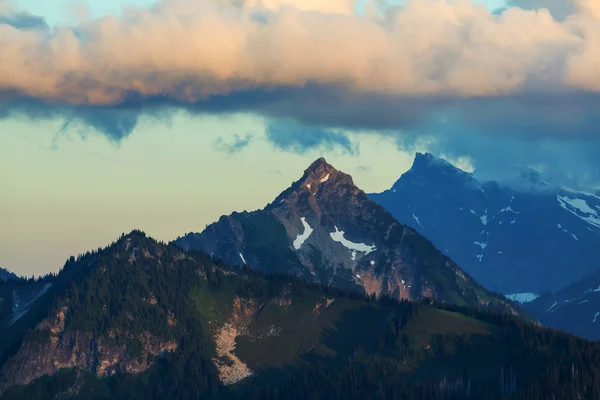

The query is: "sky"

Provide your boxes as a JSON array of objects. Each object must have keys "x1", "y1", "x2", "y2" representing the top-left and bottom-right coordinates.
[{"x1": 2, "y1": 0, "x2": 600, "y2": 276}]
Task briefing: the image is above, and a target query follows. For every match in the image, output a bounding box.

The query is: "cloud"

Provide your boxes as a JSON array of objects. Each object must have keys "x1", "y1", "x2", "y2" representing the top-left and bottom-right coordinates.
[
  {"x1": 265, "y1": 119, "x2": 357, "y2": 154},
  {"x1": 394, "y1": 122, "x2": 600, "y2": 191},
  {"x1": 213, "y1": 133, "x2": 254, "y2": 154},
  {"x1": 507, "y1": 0, "x2": 600, "y2": 20},
  {"x1": 1, "y1": 0, "x2": 600, "y2": 139},
  {"x1": 0, "y1": 9, "x2": 48, "y2": 30},
  {"x1": 1, "y1": 0, "x2": 600, "y2": 189},
  {"x1": 355, "y1": 165, "x2": 372, "y2": 173}
]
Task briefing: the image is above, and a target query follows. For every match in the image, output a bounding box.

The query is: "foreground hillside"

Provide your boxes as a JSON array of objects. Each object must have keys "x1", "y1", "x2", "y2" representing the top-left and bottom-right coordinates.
[
  {"x1": 1, "y1": 232, "x2": 600, "y2": 399},
  {"x1": 370, "y1": 152, "x2": 600, "y2": 295},
  {"x1": 176, "y1": 158, "x2": 517, "y2": 314}
]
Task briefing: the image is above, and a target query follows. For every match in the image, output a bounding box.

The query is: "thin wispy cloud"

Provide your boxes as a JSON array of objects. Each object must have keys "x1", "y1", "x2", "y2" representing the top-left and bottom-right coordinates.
[
  {"x1": 213, "y1": 133, "x2": 254, "y2": 154},
  {"x1": 266, "y1": 119, "x2": 357, "y2": 155}
]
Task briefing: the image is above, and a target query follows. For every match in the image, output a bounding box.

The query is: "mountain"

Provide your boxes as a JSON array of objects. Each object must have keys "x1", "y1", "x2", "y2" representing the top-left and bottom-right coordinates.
[
  {"x1": 2, "y1": 231, "x2": 600, "y2": 399},
  {"x1": 0, "y1": 268, "x2": 21, "y2": 283},
  {"x1": 523, "y1": 269, "x2": 600, "y2": 340},
  {"x1": 175, "y1": 158, "x2": 515, "y2": 312},
  {"x1": 369, "y1": 152, "x2": 600, "y2": 296}
]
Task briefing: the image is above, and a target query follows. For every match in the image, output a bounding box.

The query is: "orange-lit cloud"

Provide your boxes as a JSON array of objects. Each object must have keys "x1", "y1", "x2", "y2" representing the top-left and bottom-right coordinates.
[
  {"x1": 1, "y1": 0, "x2": 599, "y2": 103},
  {"x1": 1, "y1": 0, "x2": 600, "y2": 142}
]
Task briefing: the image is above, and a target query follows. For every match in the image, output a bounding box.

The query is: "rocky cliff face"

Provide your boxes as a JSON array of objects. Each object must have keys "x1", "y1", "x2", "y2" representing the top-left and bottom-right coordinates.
[
  {"x1": 0, "y1": 304, "x2": 177, "y2": 395},
  {"x1": 0, "y1": 307, "x2": 177, "y2": 393},
  {"x1": 176, "y1": 158, "x2": 516, "y2": 312}
]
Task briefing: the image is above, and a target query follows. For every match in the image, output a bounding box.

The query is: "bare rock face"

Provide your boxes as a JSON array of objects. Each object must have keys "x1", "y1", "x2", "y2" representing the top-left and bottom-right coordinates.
[
  {"x1": 0, "y1": 301, "x2": 177, "y2": 395},
  {"x1": 0, "y1": 309, "x2": 177, "y2": 395},
  {"x1": 176, "y1": 158, "x2": 516, "y2": 313},
  {"x1": 212, "y1": 296, "x2": 261, "y2": 385}
]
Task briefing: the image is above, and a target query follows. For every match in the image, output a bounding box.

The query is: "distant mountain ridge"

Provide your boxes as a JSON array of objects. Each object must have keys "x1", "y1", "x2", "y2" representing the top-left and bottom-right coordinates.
[
  {"x1": 523, "y1": 268, "x2": 600, "y2": 340},
  {"x1": 176, "y1": 158, "x2": 517, "y2": 313},
  {"x1": 369, "y1": 152, "x2": 600, "y2": 295}
]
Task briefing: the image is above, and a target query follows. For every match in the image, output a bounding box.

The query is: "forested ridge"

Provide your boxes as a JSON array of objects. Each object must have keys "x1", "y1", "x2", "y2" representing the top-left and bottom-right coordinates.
[{"x1": 2, "y1": 231, "x2": 600, "y2": 399}]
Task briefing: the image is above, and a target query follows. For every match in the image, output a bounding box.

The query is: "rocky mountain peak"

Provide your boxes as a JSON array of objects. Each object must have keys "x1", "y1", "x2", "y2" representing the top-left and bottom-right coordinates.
[
  {"x1": 305, "y1": 157, "x2": 331, "y2": 172},
  {"x1": 268, "y1": 158, "x2": 357, "y2": 209},
  {"x1": 301, "y1": 157, "x2": 346, "y2": 185},
  {"x1": 410, "y1": 152, "x2": 465, "y2": 176},
  {"x1": 387, "y1": 152, "x2": 472, "y2": 193}
]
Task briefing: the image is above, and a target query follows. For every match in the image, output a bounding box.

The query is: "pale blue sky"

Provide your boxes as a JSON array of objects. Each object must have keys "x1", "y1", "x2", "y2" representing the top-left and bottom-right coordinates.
[
  {"x1": 1, "y1": 111, "x2": 415, "y2": 276},
  {"x1": 15, "y1": 0, "x2": 507, "y2": 25}
]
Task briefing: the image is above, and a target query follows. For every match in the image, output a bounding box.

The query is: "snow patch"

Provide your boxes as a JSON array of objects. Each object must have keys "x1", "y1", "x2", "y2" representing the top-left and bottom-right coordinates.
[
  {"x1": 480, "y1": 210, "x2": 488, "y2": 225},
  {"x1": 330, "y1": 226, "x2": 376, "y2": 255},
  {"x1": 471, "y1": 209, "x2": 488, "y2": 225},
  {"x1": 293, "y1": 217, "x2": 314, "y2": 250},
  {"x1": 545, "y1": 301, "x2": 558, "y2": 313},
  {"x1": 557, "y1": 224, "x2": 579, "y2": 240},
  {"x1": 320, "y1": 174, "x2": 330, "y2": 183},
  {"x1": 474, "y1": 241, "x2": 488, "y2": 250},
  {"x1": 594, "y1": 312, "x2": 600, "y2": 323},
  {"x1": 505, "y1": 293, "x2": 539, "y2": 304},
  {"x1": 370, "y1": 260, "x2": 375, "y2": 265},
  {"x1": 557, "y1": 195, "x2": 600, "y2": 228},
  {"x1": 412, "y1": 214, "x2": 424, "y2": 229},
  {"x1": 239, "y1": 253, "x2": 247, "y2": 265},
  {"x1": 500, "y1": 205, "x2": 520, "y2": 214}
]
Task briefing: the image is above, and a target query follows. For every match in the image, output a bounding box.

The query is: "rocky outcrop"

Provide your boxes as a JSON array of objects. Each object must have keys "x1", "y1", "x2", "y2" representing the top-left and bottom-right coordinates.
[
  {"x1": 0, "y1": 306, "x2": 177, "y2": 396},
  {"x1": 212, "y1": 296, "x2": 261, "y2": 385},
  {"x1": 313, "y1": 297, "x2": 335, "y2": 316},
  {"x1": 213, "y1": 322, "x2": 253, "y2": 385}
]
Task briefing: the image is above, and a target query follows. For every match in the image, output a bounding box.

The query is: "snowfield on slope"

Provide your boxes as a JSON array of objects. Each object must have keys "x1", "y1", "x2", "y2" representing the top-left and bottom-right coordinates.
[
  {"x1": 293, "y1": 217, "x2": 314, "y2": 250},
  {"x1": 330, "y1": 226, "x2": 376, "y2": 256}
]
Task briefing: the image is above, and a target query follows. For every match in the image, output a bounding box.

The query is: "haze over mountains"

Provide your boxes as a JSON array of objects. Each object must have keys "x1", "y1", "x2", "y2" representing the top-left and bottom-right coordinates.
[{"x1": 370, "y1": 152, "x2": 600, "y2": 296}]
